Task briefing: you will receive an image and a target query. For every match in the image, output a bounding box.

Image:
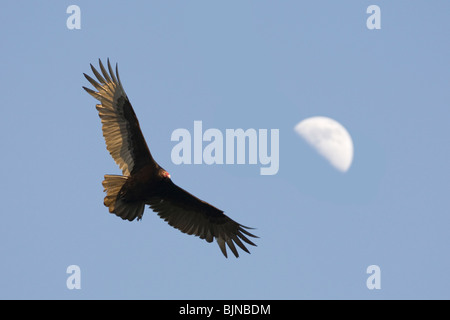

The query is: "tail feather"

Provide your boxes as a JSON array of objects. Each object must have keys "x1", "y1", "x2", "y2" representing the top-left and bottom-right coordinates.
[{"x1": 102, "y1": 175, "x2": 145, "y2": 221}]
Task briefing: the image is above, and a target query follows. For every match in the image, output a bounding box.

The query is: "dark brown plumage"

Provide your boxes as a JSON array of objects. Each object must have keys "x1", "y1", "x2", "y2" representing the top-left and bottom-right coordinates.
[{"x1": 83, "y1": 59, "x2": 257, "y2": 258}]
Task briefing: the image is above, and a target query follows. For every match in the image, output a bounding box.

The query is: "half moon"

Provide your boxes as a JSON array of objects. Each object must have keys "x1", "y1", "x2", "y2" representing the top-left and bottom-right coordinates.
[{"x1": 294, "y1": 116, "x2": 354, "y2": 172}]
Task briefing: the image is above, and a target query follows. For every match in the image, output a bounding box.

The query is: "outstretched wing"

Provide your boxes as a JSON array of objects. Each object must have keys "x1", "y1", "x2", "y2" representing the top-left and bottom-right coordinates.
[
  {"x1": 148, "y1": 181, "x2": 258, "y2": 258},
  {"x1": 83, "y1": 59, "x2": 155, "y2": 176}
]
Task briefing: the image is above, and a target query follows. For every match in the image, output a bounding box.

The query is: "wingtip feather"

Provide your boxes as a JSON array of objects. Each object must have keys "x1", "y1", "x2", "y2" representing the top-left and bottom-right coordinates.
[{"x1": 217, "y1": 238, "x2": 228, "y2": 258}]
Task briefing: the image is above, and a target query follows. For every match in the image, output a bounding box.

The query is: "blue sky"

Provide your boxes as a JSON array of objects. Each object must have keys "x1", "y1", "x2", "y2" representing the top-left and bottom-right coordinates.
[{"x1": 0, "y1": 1, "x2": 449, "y2": 299}]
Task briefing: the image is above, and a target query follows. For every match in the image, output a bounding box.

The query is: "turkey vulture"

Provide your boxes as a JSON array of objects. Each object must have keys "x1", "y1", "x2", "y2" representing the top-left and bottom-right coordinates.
[{"x1": 83, "y1": 59, "x2": 257, "y2": 258}]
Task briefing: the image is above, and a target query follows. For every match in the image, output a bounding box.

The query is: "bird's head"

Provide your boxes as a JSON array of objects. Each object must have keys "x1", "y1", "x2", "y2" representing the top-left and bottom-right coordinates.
[{"x1": 160, "y1": 169, "x2": 171, "y2": 179}]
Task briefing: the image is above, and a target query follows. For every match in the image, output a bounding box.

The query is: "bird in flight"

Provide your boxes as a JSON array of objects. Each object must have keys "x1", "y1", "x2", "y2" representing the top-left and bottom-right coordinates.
[{"x1": 83, "y1": 59, "x2": 257, "y2": 258}]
